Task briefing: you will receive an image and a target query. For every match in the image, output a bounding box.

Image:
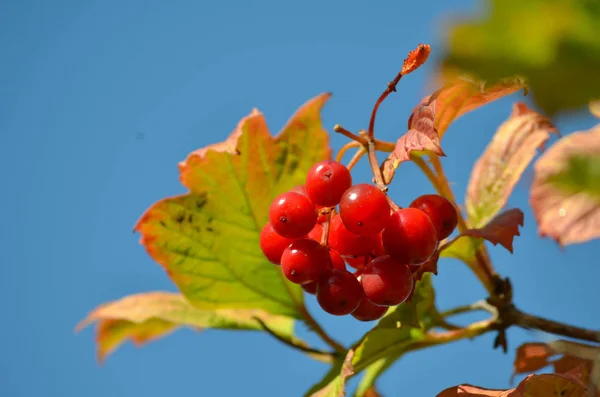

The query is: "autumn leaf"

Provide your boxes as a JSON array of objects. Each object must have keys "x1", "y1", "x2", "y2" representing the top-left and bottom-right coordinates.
[
  {"x1": 441, "y1": 208, "x2": 524, "y2": 270},
  {"x1": 440, "y1": 0, "x2": 600, "y2": 115},
  {"x1": 437, "y1": 373, "x2": 588, "y2": 397},
  {"x1": 591, "y1": 100, "x2": 600, "y2": 118},
  {"x1": 428, "y1": 75, "x2": 527, "y2": 138},
  {"x1": 134, "y1": 94, "x2": 331, "y2": 318},
  {"x1": 512, "y1": 342, "x2": 556, "y2": 379},
  {"x1": 381, "y1": 99, "x2": 445, "y2": 183},
  {"x1": 306, "y1": 350, "x2": 355, "y2": 397},
  {"x1": 530, "y1": 124, "x2": 600, "y2": 245},
  {"x1": 76, "y1": 292, "x2": 295, "y2": 362},
  {"x1": 466, "y1": 102, "x2": 558, "y2": 228}
]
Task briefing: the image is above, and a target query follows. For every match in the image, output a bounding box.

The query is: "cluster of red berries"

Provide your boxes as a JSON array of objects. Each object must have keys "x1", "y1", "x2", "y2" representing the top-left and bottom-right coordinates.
[{"x1": 259, "y1": 160, "x2": 458, "y2": 322}]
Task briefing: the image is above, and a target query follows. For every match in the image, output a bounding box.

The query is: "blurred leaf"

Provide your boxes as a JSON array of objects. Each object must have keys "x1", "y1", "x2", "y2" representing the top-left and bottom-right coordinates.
[
  {"x1": 355, "y1": 356, "x2": 396, "y2": 397},
  {"x1": 77, "y1": 292, "x2": 295, "y2": 362},
  {"x1": 437, "y1": 373, "x2": 588, "y2": 396},
  {"x1": 439, "y1": 236, "x2": 482, "y2": 267},
  {"x1": 591, "y1": 100, "x2": 600, "y2": 118},
  {"x1": 427, "y1": 75, "x2": 527, "y2": 138},
  {"x1": 441, "y1": 0, "x2": 600, "y2": 115},
  {"x1": 530, "y1": 124, "x2": 600, "y2": 245},
  {"x1": 306, "y1": 350, "x2": 355, "y2": 397},
  {"x1": 466, "y1": 102, "x2": 558, "y2": 228},
  {"x1": 134, "y1": 94, "x2": 332, "y2": 318},
  {"x1": 512, "y1": 342, "x2": 555, "y2": 379}
]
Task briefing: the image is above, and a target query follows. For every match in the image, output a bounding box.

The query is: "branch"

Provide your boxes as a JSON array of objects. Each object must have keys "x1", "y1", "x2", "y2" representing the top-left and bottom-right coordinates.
[
  {"x1": 507, "y1": 306, "x2": 600, "y2": 344},
  {"x1": 441, "y1": 299, "x2": 497, "y2": 318},
  {"x1": 300, "y1": 307, "x2": 346, "y2": 353},
  {"x1": 253, "y1": 317, "x2": 339, "y2": 362}
]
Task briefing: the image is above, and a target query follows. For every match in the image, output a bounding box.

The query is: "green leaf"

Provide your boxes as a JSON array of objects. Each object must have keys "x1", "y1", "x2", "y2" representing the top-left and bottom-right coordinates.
[
  {"x1": 441, "y1": 0, "x2": 600, "y2": 115},
  {"x1": 134, "y1": 94, "x2": 332, "y2": 318},
  {"x1": 439, "y1": 236, "x2": 483, "y2": 267},
  {"x1": 305, "y1": 351, "x2": 355, "y2": 397},
  {"x1": 354, "y1": 356, "x2": 396, "y2": 397},
  {"x1": 530, "y1": 124, "x2": 600, "y2": 245},
  {"x1": 76, "y1": 292, "x2": 295, "y2": 362},
  {"x1": 466, "y1": 102, "x2": 558, "y2": 228},
  {"x1": 310, "y1": 276, "x2": 438, "y2": 396}
]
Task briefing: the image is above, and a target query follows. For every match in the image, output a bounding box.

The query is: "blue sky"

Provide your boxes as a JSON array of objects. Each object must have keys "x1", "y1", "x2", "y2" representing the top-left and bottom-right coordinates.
[{"x1": 1, "y1": 1, "x2": 598, "y2": 396}]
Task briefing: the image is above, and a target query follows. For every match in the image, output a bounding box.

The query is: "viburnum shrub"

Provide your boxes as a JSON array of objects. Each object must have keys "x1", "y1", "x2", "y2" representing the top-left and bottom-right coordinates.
[{"x1": 77, "y1": 44, "x2": 600, "y2": 396}]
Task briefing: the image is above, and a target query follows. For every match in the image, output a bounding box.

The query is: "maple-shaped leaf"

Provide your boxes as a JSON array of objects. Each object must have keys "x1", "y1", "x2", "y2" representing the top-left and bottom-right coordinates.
[
  {"x1": 76, "y1": 292, "x2": 295, "y2": 362},
  {"x1": 134, "y1": 93, "x2": 332, "y2": 319},
  {"x1": 530, "y1": 124, "x2": 600, "y2": 245},
  {"x1": 306, "y1": 350, "x2": 355, "y2": 397},
  {"x1": 466, "y1": 102, "x2": 558, "y2": 228},
  {"x1": 440, "y1": 0, "x2": 600, "y2": 115},
  {"x1": 437, "y1": 373, "x2": 588, "y2": 397}
]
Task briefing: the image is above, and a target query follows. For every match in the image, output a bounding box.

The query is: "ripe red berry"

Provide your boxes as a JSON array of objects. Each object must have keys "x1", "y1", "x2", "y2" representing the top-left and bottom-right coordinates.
[
  {"x1": 259, "y1": 223, "x2": 297, "y2": 265},
  {"x1": 305, "y1": 160, "x2": 352, "y2": 207},
  {"x1": 410, "y1": 194, "x2": 458, "y2": 240},
  {"x1": 302, "y1": 281, "x2": 318, "y2": 294},
  {"x1": 316, "y1": 269, "x2": 364, "y2": 315},
  {"x1": 280, "y1": 239, "x2": 331, "y2": 284},
  {"x1": 382, "y1": 208, "x2": 438, "y2": 266},
  {"x1": 328, "y1": 215, "x2": 381, "y2": 257},
  {"x1": 361, "y1": 256, "x2": 413, "y2": 306},
  {"x1": 339, "y1": 184, "x2": 391, "y2": 236},
  {"x1": 307, "y1": 223, "x2": 324, "y2": 242},
  {"x1": 329, "y1": 250, "x2": 347, "y2": 271},
  {"x1": 343, "y1": 255, "x2": 368, "y2": 270},
  {"x1": 351, "y1": 297, "x2": 388, "y2": 321},
  {"x1": 269, "y1": 192, "x2": 317, "y2": 239}
]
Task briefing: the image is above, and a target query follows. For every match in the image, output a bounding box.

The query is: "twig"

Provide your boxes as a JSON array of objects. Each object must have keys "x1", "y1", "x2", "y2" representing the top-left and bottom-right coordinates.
[
  {"x1": 366, "y1": 139, "x2": 387, "y2": 190},
  {"x1": 253, "y1": 317, "x2": 338, "y2": 361},
  {"x1": 367, "y1": 73, "x2": 403, "y2": 139},
  {"x1": 441, "y1": 300, "x2": 497, "y2": 318},
  {"x1": 300, "y1": 307, "x2": 346, "y2": 353},
  {"x1": 336, "y1": 141, "x2": 361, "y2": 163},
  {"x1": 346, "y1": 146, "x2": 366, "y2": 171},
  {"x1": 334, "y1": 124, "x2": 368, "y2": 145},
  {"x1": 507, "y1": 307, "x2": 600, "y2": 344}
]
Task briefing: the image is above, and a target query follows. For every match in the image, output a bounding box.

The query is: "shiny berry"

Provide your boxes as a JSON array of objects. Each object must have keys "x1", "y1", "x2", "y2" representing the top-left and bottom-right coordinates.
[
  {"x1": 340, "y1": 184, "x2": 390, "y2": 236},
  {"x1": 329, "y1": 250, "x2": 347, "y2": 271},
  {"x1": 269, "y1": 192, "x2": 317, "y2": 239},
  {"x1": 280, "y1": 239, "x2": 330, "y2": 284},
  {"x1": 382, "y1": 208, "x2": 438, "y2": 266},
  {"x1": 328, "y1": 215, "x2": 382, "y2": 257},
  {"x1": 259, "y1": 223, "x2": 297, "y2": 265},
  {"x1": 351, "y1": 298, "x2": 389, "y2": 321},
  {"x1": 410, "y1": 194, "x2": 458, "y2": 240},
  {"x1": 361, "y1": 256, "x2": 413, "y2": 306},
  {"x1": 305, "y1": 160, "x2": 353, "y2": 207},
  {"x1": 316, "y1": 269, "x2": 364, "y2": 315}
]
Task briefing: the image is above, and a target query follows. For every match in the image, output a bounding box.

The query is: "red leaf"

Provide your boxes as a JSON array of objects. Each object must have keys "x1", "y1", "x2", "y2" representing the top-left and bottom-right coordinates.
[
  {"x1": 401, "y1": 43, "x2": 431, "y2": 75},
  {"x1": 512, "y1": 342, "x2": 555, "y2": 379},
  {"x1": 462, "y1": 209, "x2": 524, "y2": 253}
]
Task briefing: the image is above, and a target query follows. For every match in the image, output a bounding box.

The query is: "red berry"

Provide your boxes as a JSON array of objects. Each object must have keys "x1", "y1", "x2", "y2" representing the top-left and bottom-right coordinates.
[
  {"x1": 307, "y1": 223, "x2": 324, "y2": 242},
  {"x1": 343, "y1": 255, "x2": 368, "y2": 270},
  {"x1": 328, "y1": 215, "x2": 381, "y2": 257},
  {"x1": 351, "y1": 298, "x2": 388, "y2": 321},
  {"x1": 305, "y1": 160, "x2": 352, "y2": 207},
  {"x1": 280, "y1": 239, "x2": 330, "y2": 284},
  {"x1": 410, "y1": 194, "x2": 458, "y2": 240},
  {"x1": 329, "y1": 250, "x2": 347, "y2": 271},
  {"x1": 361, "y1": 256, "x2": 413, "y2": 306},
  {"x1": 382, "y1": 208, "x2": 438, "y2": 266},
  {"x1": 316, "y1": 269, "x2": 364, "y2": 315},
  {"x1": 339, "y1": 184, "x2": 391, "y2": 236},
  {"x1": 302, "y1": 281, "x2": 318, "y2": 294},
  {"x1": 269, "y1": 192, "x2": 317, "y2": 239},
  {"x1": 259, "y1": 223, "x2": 297, "y2": 265}
]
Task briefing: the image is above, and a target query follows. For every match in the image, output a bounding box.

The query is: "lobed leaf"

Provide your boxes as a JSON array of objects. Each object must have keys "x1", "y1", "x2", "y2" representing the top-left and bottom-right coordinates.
[
  {"x1": 440, "y1": 209, "x2": 524, "y2": 269},
  {"x1": 440, "y1": 0, "x2": 600, "y2": 115},
  {"x1": 134, "y1": 94, "x2": 332, "y2": 318},
  {"x1": 466, "y1": 102, "x2": 558, "y2": 228},
  {"x1": 530, "y1": 124, "x2": 600, "y2": 245},
  {"x1": 77, "y1": 292, "x2": 295, "y2": 362}
]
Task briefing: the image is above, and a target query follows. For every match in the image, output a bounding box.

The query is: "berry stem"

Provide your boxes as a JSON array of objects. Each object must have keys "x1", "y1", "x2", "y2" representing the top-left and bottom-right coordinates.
[
  {"x1": 321, "y1": 210, "x2": 332, "y2": 246},
  {"x1": 300, "y1": 307, "x2": 346, "y2": 353},
  {"x1": 346, "y1": 146, "x2": 366, "y2": 171},
  {"x1": 366, "y1": 139, "x2": 388, "y2": 191},
  {"x1": 334, "y1": 124, "x2": 368, "y2": 145},
  {"x1": 412, "y1": 154, "x2": 497, "y2": 295},
  {"x1": 253, "y1": 316, "x2": 338, "y2": 362},
  {"x1": 336, "y1": 141, "x2": 361, "y2": 163}
]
